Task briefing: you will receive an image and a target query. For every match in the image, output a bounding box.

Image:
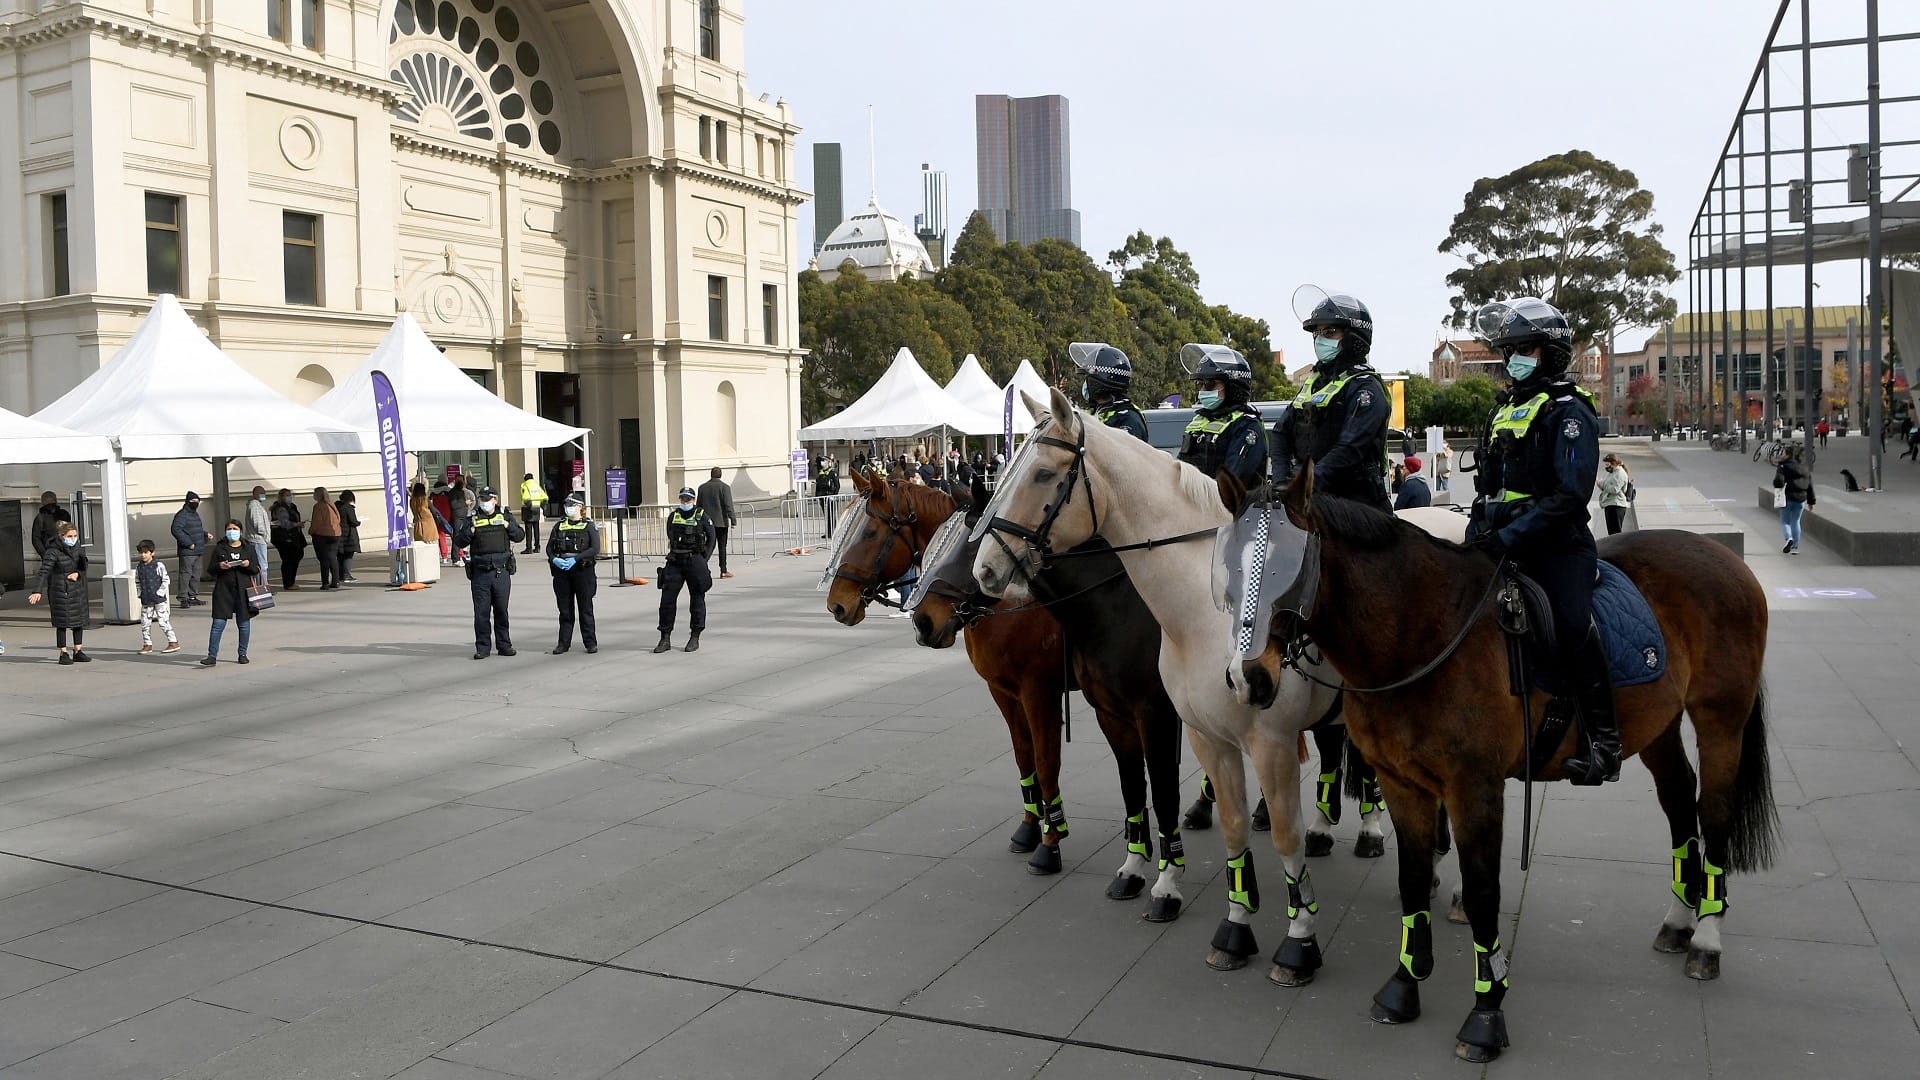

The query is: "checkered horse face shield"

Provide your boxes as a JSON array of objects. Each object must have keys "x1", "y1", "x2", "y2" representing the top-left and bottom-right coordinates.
[
  {"x1": 816, "y1": 499, "x2": 870, "y2": 591},
  {"x1": 1214, "y1": 493, "x2": 1316, "y2": 662}
]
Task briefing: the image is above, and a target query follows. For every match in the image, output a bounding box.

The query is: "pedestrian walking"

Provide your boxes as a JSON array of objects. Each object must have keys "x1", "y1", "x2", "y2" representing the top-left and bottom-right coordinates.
[
  {"x1": 1435, "y1": 442, "x2": 1452, "y2": 493},
  {"x1": 654, "y1": 486, "x2": 713, "y2": 653},
  {"x1": 201, "y1": 521, "x2": 258, "y2": 666},
  {"x1": 134, "y1": 539, "x2": 180, "y2": 654},
  {"x1": 336, "y1": 491, "x2": 362, "y2": 582},
  {"x1": 1773, "y1": 445, "x2": 1816, "y2": 554},
  {"x1": 1816, "y1": 418, "x2": 1830, "y2": 447},
  {"x1": 1394, "y1": 457, "x2": 1432, "y2": 509},
  {"x1": 697, "y1": 466, "x2": 738, "y2": 579},
  {"x1": 30, "y1": 490, "x2": 69, "y2": 557},
  {"x1": 454, "y1": 485, "x2": 523, "y2": 659},
  {"x1": 518, "y1": 472, "x2": 548, "y2": 554},
  {"x1": 170, "y1": 491, "x2": 210, "y2": 606},
  {"x1": 1390, "y1": 461, "x2": 1406, "y2": 496},
  {"x1": 1902, "y1": 420, "x2": 1919, "y2": 461},
  {"x1": 310, "y1": 487, "x2": 343, "y2": 590},
  {"x1": 1598, "y1": 453, "x2": 1631, "y2": 536},
  {"x1": 27, "y1": 519, "x2": 90, "y2": 664},
  {"x1": 447, "y1": 475, "x2": 476, "y2": 564},
  {"x1": 546, "y1": 492, "x2": 600, "y2": 654},
  {"x1": 429, "y1": 482, "x2": 454, "y2": 563},
  {"x1": 245, "y1": 485, "x2": 272, "y2": 582},
  {"x1": 270, "y1": 488, "x2": 307, "y2": 590}
]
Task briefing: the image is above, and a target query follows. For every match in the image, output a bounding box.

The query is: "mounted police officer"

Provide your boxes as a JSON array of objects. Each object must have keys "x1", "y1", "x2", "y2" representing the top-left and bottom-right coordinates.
[
  {"x1": 1177, "y1": 343, "x2": 1268, "y2": 489},
  {"x1": 1465, "y1": 297, "x2": 1618, "y2": 785},
  {"x1": 1277, "y1": 288, "x2": 1391, "y2": 511},
  {"x1": 655, "y1": 486, "x2": 715, "y2": 654},
  {"x1": 454, "y1": 485, "x2": 523, "y2": 659},
  {"x1": 1069, "y1": 342, "x2": 1149, "y2": 442},
  {"x1": 546, "y1": 491, "x2": 600, "y2": 655}
]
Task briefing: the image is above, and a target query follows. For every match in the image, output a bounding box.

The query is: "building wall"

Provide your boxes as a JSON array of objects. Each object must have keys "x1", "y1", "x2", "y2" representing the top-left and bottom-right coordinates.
[
  {"x1": 1, "y1": 0, "x2": 807, "y2": 550},
  {"x1": 974, "y1": 92, "x2": 1079, "y2": 248}
]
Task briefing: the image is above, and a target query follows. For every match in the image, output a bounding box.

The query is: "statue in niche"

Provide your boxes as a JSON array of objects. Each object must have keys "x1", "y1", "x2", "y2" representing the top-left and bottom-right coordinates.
[
  {"x1": 510, "y1": 278, "x2": 526, "y2": 326},
  {"x1": 585, "y1": 286, "x2": 603, "y2": 340}
]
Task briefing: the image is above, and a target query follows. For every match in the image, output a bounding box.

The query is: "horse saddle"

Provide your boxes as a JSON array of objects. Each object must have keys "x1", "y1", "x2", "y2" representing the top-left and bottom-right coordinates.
[{"x1": 1502, "y1": 561, "x2": 1667, "y2": 694}]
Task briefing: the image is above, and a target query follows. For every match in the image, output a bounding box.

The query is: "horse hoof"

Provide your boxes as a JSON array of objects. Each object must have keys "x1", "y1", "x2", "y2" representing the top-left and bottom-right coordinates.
[
  {"x1": 1206, "y1": 949, "x2": 1249, "y2": 972},
  {"x1": 1448, "y1": 891, "x2": 1469, "y2": 925},
  {"x1": 1370, "y1": 971, "x2": 1422, "y2": 1025},
  {"x1": 1454, "y1": 1008, "x2": 1509, "y2": 1063},
  {"x1": 1106, "y1": 873, "x2": 1147, "y2": 901},
  {"x1": 1008, "y1": 821, "x2": 1041, "y2": 853},
  {"x1": 1144, "y1": 894, "x2": 1183, "y2": 923},
  {"x1": 1305, "y1": 832, "x2": 1334, "y2": 858},
  {"x1": 1455, "y1": 1040, "x2": 1504, "y2": 1064},
  {"x1": 1268, "y1": 936, "x2": 1323, "y2": 987},
  {"x1": 1027, "y1": 844, "x2": 1062, "y2": 875},
  {"x1": 1354, "y1": 834, "x2": 1386, "y2": 859},
  {"x1": 1251, "y1": 799, "x2": 1271, "y2": 832},
  {"x1": 1685, "y1": 947, "x2": 1721, "y2": 981},
  {"x1": 1182, "y1": 799, "x2": 1214, "y2": 831},
  {"x1": 1209, "y1": 918, "x2": 1259, "y2": 965},
  {"x1": 1653, "y1": 925, "x2": 1695, "y2": 954}
]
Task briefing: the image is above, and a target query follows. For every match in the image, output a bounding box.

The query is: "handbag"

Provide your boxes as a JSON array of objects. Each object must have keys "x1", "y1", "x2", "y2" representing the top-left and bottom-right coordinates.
[
  {"x1": 246, "y1": 574, "x2": 275, "y2": 613},
  {"x1": 1770, "y1": 487, "x2": 1786, "y2": 510}
]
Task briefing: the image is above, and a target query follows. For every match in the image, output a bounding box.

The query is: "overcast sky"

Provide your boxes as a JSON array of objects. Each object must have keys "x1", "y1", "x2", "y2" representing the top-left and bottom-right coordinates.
[{"x1": 749, "y1": 0, "x2": 1902, "y2": 372}]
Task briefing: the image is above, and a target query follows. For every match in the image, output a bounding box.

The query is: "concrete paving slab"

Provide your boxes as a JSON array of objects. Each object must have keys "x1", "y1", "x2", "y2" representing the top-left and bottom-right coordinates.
[
  {"x1": 0, "y1": 950, "x2": 75, "y2": 999},
  {"x1": 814, "y1": 1016, "x2": 1055, "y2": 1080},
  {"x1": 193, "y1": 802, "x2": 526, "y2": 901},
  {"x1": 0, "y1": 996, "x2": 282, "y2": 1080},
  {"x1": 601, "y1": 991, "x2": 884, "y2": 1080},
  {"x1": 633, "y1": 786, "x2": 788, "y2": 833},
  {"x1": 1702, "y1": 937, "x2": 1920, "y2": 1077},
  {"x1": 1032, "y1": 1044, "x2": 1251, "y2": 1079},
  {"x1": 2, "y1": 889, "x2": 253, "y2": 970},
  {"x1": 439, "y1": 968, "x2": 731, "y2": 1080},
  {"x1": 193, "y1": 923, "x2": 461, "y2": 1023}
]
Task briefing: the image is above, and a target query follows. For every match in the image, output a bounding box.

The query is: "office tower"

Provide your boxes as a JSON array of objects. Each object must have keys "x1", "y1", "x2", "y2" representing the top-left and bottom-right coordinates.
[
  {"x1": 914, "y1": 163, "x2": 949, "y2": 268},
  {"x1": 813, "y1": 142, "x2": 844, "y2": 254},
  {"x1": 974, "y1": 93, "x2": 1081, "y2": 248}
]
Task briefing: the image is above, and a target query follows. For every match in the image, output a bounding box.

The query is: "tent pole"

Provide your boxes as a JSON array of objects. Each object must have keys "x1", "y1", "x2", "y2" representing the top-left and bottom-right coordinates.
[
  {"x1": 211, "y1": 456, "x2": 231, "y2": 531},
  {"x1": 100, "y1": 447, "x2": 133, "y2": 595}
]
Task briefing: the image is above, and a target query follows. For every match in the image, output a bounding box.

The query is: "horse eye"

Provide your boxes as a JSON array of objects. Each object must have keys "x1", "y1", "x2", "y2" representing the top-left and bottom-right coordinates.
[{"x1": 1034, "y1": 468, "x2": 1055, "y2": 483}]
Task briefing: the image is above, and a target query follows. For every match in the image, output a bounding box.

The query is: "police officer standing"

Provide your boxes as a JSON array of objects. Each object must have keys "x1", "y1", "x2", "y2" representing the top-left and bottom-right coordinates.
[
  {"x1": 1069, "y1": 342, "x2": 1149, "y2": 441},
  {"x1": 1277, "y1": 289, "x2": 1392, "y2": 511},
  {"x1": 1177, "y1": 344, "x2": 1268, "y2": 490},
  {"x1": 1465, "y1": 297, "x2": 1617, "y2": 784},
  {"x1": 546, "y1": 491, "x2": 600, "y2": 655},
  {"x1": 455, "y1": 485, "x2": 523, "y2": 659},
  {"x1": 654, "y1": 486, "x2": 715, "y2": 654},
  {"x1": 518, "y1": 472, "x2": 548, "y2": 554}
]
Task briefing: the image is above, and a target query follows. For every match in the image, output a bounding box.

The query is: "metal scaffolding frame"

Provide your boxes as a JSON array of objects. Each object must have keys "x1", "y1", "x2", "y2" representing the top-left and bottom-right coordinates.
[{"x1": 1686, "y1": 0, "x2": 1916, "y2": 487}]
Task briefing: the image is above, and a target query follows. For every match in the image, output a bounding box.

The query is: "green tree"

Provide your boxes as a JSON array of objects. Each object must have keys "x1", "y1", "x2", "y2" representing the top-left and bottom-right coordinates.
[
  {"x1": 949, "y1": 211, "x2": 1000, "y2": 267},
  {"x1": 1432, "y1": 375, "x2": 1502, "y2": 430},
  {"x1": 1439, "y1": 150, "x2": 1678, "y2": 348},
  {"x1": 1108, "y1": 230, "x2": 1200, "y2": 288},
  {"x1": 798, "y1": 262, "x2": 975, "y2": 423},
  {"x1": 1626, "y1": 373, "x2": 1668, "y2": 429},
  {"x1": 1401, "y1": 374, "x2": 1441, "y2": 430}
]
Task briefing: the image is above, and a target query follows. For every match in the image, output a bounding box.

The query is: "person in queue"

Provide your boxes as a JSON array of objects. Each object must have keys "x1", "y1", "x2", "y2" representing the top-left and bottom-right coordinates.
[
  {"x1": 1070, "y1": 342, "x2": 1149, "y2": 441},
  {"x1": 245, "y1": 485, "x2": 272, "y2": 581},
  {"x1": 27, "y1": 519, "x2": 90, "y2": 664},
  {"x1": 546, "y1": 492, "x2": 601, "y2": 654},
  {"x1": 454, "y1": 485, "x2": 523, "y2": 659},
  {"x1": 1464, "y1": 297, "x2": 1617, "y2": 784},
  {"x1": 1276, "y1": 289, "x2": 1392, "y2": 511},
  {"x1": 170, "y1": 490, "x2": 210, "y2": 606},
  {"x1": 654, "y1": 486, "x2": 714, "y2": 654}
]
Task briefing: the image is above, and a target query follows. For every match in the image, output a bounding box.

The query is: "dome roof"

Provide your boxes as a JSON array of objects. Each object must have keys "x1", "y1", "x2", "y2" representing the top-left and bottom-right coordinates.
[{"x1": 814, "y1": 196, "x2": 934, "y2": 278}]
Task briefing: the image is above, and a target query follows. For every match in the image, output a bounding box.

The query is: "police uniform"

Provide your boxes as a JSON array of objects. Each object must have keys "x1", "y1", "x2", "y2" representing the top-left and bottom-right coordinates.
[
  {"x1": 656, "y1": 489, "x2": 715, "y2": 652},
  {"x1": 546, "y1": 500, "x2": 600, "y2": 654},
  {"x1": 1093, "y1": 399, "x2": 1150, "y2": 442},
  {"x1": 1069, "y1": 341, "x2": 1152, "y2": 445},
  {"x1": 1178, "y1": 404, "x2": 1268, "y2": 489},
  {"x1": 518, "y1": 474, "x2": 548, "y2": 553},
  {"x1": 1276, "y1": 365, "x2": 1392, "y2": 510},
  {"x1": 454, "y1": 490, "x2": 524, "y2": 658}
]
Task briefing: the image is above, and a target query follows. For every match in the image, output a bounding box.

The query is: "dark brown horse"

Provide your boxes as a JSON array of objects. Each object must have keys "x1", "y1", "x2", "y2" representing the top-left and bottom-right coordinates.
[
  {"x1": 824, "y1": 471, "x2": 1074, "y2": 873},
  {"x1": 1232, "y1": 470, "x2": 1779, "y2": 1064}
]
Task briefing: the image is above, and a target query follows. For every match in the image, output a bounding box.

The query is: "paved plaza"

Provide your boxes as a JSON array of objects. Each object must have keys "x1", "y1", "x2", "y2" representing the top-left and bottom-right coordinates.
[{"x1": 2, "y1": 439, "x2": 1918, "y2": 1079}]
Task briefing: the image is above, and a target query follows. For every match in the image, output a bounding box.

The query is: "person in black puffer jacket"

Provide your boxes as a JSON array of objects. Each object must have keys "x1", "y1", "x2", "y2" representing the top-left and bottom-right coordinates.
[
  {"x1": 1773, "y1": 445, "x2": 1817, "y2": 555},
  {"x1": 27, "y1": 519, "x2": 91, "y2": 664}
]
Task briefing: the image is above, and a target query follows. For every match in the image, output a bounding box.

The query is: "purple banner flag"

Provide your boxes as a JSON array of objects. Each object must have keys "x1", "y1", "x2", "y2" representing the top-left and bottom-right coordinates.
[
  {"x1": 371, "y1": 371, "x2": 410, "y2": 550},
  {"x1": 1003, "y1": 384, "x2": 1015, "y2": 451}
]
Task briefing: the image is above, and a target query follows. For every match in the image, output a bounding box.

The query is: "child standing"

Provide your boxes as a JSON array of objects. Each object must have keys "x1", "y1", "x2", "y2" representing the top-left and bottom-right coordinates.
[{"x1": 135, "y1": 540, "x2": 181, "y2": 654}]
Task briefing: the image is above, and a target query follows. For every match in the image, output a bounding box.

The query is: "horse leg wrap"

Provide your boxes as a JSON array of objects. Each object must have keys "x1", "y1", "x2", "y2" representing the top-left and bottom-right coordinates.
[
  {"x1": 1471, "y1": 937, "x2": 1511, "y2": 1000},
  {"x1": 1044, "y1": 795, "x2": 1068, "y2": 840},
  {"x1": 1285, "y1": 868, "x2": 1319, "y2": 921},
  {"x1": 1315, "y1": 770, "x2": 1342, "y2": 828},
  {"x1": 1200, "y1": 774, "x2": 1217, "y2": 803},
  {"x1": 1125, "y1": 812, "x2": 1150, "y2": 859},
  {"x1": 1019, "y1": 773, "x2": 1040, "y2": 820},
  {"x1": 1008, "y1": 773, "x2": 1042, "y2": 852},
  {"x1": 1698, "y1": 856, "x2": 1726, "y2": 918},
  {"x1": 1274, "y1": 871, "x2": 1324, "y2": 984},
  {"x1": 1156, "y1": 829, "x2": 1185, "y2": 873},
  {"x1": 1399, "y1": 910, "x2": 1434, "y2": 980},
  {"x1": 1670, "y1": 837, "x2": 1703, "y2": 910},
  {"x1": 1359, "y1": 777, "x2": 1384, "y2": 816}
]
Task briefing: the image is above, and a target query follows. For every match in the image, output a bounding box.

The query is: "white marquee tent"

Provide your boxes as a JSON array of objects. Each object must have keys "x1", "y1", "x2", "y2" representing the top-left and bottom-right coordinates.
[
  {"x1": 944, "y1": 354, "x2": 1005, "y2": 418},
  {"x1": 0, "y1": 406, "x2": 112, "y2": 465},
  {"x1": 1006, "y1": 359, "x2": 1052, "y2": 416},
  {"x1": 798, "y1": 347, "x2": 1002, "y2": 442},
  {"x1": 313, "y1": 313, "x2": 589, "y2": 454}
]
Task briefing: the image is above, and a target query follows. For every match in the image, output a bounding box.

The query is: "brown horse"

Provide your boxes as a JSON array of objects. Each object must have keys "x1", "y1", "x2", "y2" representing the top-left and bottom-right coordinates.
[
  {"x1": 825, "y1": 470, "x2": 1074, "y2": 872},
  {"x1": 1232, "y1": 470, "x2": 1779, "y2": 1064}
]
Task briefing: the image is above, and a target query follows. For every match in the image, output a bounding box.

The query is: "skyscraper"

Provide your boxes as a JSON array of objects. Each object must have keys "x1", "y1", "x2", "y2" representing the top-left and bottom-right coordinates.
[
  {"x1": 813, "y1": 143, "x2": 844, "y2": 255},
  {"x1": 914, "y1": 163, "x2": 949, "y2": 268},
  {"x1": 975, "y1": 94, "x2": 1081, "y2": 248}
]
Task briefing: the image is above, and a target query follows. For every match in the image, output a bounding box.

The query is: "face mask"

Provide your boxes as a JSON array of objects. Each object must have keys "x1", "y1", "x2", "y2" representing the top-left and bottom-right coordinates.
[
  {"x1": 565, "y1": 505, "x2": 582, "y2": 519},
  {"x1": 1313, "y1": 336, "x2": 1342, "y2": 363},
  {"x1": 257, "y1": 494, "x2": 267, "y2": 502},
  {"x1": 226, "y1": 529, "x2": 241, "y2": 541},
  {"x1": 1505, "y1": 355, "x2": 1538, "y2": 381},
  {"x1": 62, "y1": 536, "x2": 77, "y2": 547},
  {"x1": 1080, "y1": 380, "x2": 1092, "y2": 402},
  {"x1": 1196, "y1": 390, "x2": 1222, "y2": 410},
  {"x1": 188, "y1": 502, "x2": 199, "y2": 510},
  {"x1": 679, "y1": 502, "x2": 695, "y2": 512},
  {"x1": 479, "y1": 500, "x2": 496, "y2": 514}
]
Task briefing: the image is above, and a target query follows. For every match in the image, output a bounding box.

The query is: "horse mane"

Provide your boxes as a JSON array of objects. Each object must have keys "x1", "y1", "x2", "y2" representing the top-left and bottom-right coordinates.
[
  {"x1": 882, "y1": 479, "x2": 955, "y2": 520},
  {"x1": 1071, "y1": 406, "x2": 1230, "y2": 524}
]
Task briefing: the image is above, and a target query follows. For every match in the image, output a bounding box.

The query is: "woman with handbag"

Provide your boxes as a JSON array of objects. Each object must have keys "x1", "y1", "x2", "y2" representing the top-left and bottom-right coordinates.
[
  {"x1": 1598, "y1": 453, "x2": 1632, "y2": 535},
  {"x1": 1773, "y1": 445, "x2": 1816, "y2": 555},
  {"x1": 202, "y1": 520, "x2": 259, "y2": 666},
  {"x1": 336, "y1": 490, "x2": 363, "y2": 583},
  {"x1": 26, "y1": 520, "x2": 91, "y2": 664}
]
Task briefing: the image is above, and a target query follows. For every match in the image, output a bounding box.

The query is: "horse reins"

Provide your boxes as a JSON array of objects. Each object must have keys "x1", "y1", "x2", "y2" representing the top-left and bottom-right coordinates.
[
  {"x1": 832, "y1": 485, "x2": 933, "y2": 610},
  {"x1": 1281, "y1": 556, "x2": 1509, "y2": 695}
]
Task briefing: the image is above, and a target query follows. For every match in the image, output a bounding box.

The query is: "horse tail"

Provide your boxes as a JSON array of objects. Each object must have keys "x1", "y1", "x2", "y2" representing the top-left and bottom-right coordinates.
[{"x1": 1726, "y1": 679, "x2": 1782, "y2": 874}]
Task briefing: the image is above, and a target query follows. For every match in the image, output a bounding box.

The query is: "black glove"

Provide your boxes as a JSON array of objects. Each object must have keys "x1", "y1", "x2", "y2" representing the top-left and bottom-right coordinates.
[{"x1": 1467, "y1": 530, "x2": 1507, "y2": 557}]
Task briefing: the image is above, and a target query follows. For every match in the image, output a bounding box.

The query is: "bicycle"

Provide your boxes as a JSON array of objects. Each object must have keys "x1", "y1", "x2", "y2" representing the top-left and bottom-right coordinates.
[{"x1": 1751, "y1": 438, "x2": 1778, "y2": 463}]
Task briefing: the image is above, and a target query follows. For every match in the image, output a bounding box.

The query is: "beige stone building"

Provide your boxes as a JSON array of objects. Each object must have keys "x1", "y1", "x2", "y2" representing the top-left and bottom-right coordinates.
[{"x1": 1, "y1": 0, "x2": 806, "y2": 532}]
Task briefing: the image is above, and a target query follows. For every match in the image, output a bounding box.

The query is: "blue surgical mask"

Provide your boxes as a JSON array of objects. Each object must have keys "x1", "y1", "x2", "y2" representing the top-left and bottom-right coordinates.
[
  {"x1": 1506, "y1": 355, "x2": 1538, "y2": 381},
  {"x1": 226, "y1": 528, "x2": 241, "y2": 541},
  {"x1": 62, "y1": 536, "x2": 77, "y2": 547},
  {"x1": 679, "y1": 502, "x2": 694, "y2": 512},
  {"x1": 1313, "y1": 336, "x2": 1342, "y2": 363},
  {"x1": 1196, "y1": 390, "x2": 1222, "y2": 410},
  {"x1": 1080, "y1": 380, "x2": 1091, "y2": 402}
]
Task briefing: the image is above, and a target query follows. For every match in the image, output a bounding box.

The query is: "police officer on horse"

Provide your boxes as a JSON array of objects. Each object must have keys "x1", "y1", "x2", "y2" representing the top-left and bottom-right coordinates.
[
  {"x1": 654, "y1": 486, "x2": 715, "y2": 654},
  {"x1": 1277, "y1": 288, "x2": 1391, "y2": 511},
  {"x1": 1070, "y1": 342, "x2": 1149, "y2": 442},
  {"x1": 455, "y1": 486, "x2": 523, "y2": 659},
  {"x1": 1465, "y1": 297, "x2": 1619, "y2": 785},
  {"x1": 546, "y1": 491, "x2": 600, "y2": 655}
]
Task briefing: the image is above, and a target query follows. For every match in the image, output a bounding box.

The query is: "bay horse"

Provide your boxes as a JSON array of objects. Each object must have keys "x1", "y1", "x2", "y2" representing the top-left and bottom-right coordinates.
[
  {"x1": 825, "y1": 470, "x2": 1074, "y2": 874},
  {"x1": 1230, "y1": 468, "x2": 1779, "y2": 1064},
  {"x1": 912, "y1": 482, "x2": 1190, "y2": 918}
]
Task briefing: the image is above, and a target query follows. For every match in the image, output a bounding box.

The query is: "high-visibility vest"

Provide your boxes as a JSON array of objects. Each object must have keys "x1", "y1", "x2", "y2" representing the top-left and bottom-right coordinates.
[{"x1": 520, "y1": 479, "x2": 548, "y2": 506}]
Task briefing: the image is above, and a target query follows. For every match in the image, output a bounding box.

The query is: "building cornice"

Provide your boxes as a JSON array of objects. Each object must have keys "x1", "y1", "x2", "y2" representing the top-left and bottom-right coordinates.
[{"x1": 0, "y1": 9, "x2": 402, "y2": 106}]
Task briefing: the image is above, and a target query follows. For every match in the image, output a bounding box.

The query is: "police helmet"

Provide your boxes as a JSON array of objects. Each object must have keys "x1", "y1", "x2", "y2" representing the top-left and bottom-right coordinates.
[
  {"x1": 1178, "y1": 343, "x2": 1253, "y2": 388},
  {"x1": 477, "y1": 486, "x2": 499, "y2": 500},
  {"x1": 1294, "y1": 286, "x2": 1374, "y2": 347},
  {"x1": 1068, "y1": 341, "x2": 1133, "y2": 395},
  {"x1": 1473, "y1": 297, "x2": 1574, "y2": 373},
  {"x1": 564, "y1": 491, "x2": 586, "y2": 506}
]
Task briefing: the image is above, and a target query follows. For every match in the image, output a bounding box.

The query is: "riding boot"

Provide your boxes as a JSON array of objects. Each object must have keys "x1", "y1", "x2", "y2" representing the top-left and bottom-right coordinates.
[{"x1": 1561, "y1": 627, "x2": 1621, "y2": 785}]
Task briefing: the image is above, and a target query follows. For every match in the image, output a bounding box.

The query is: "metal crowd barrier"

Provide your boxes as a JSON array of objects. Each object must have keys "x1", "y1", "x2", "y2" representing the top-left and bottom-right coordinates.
[{"x1": 779, "y1": 493, "x2": 857, "y2": 550}]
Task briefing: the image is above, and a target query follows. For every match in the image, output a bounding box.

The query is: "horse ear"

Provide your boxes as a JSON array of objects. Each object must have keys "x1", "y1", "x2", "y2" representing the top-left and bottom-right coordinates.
[
  {"x1": 1215, "y1": 469, "x2": 1251, "y2": 517},
  {"x1": 1021, "y1": 390, "x2": 1049, "y2": 422},
  {"x1": 850, "y1": 468, "x2": 870, "y2": 495},
  {"x1": 1281, "y1": 466, "x2": 1315, "y2": 529},
  {"x1": 1045, "y1": 386, "x2": 1075, "y2": 426}
]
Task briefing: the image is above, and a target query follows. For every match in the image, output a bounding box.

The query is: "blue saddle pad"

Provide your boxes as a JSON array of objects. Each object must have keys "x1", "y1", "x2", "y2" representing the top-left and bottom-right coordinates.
[{"x1": 1593, "y1": 561, "x2": 1666, "y2": 688}]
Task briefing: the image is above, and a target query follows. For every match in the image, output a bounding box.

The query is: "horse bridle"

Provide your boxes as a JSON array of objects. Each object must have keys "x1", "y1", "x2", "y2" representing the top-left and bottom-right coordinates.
[
  {"x1": 978, "y1": 426, "x2": 1096, "y2": 583},
  {"x1": 832, "y1": 484, "x2": 927, "y2": 609}
]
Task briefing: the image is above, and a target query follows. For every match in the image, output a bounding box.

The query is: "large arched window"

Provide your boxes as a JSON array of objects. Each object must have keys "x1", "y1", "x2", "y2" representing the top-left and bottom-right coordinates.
[
  {"x1": 715, "y1": 380, "x2": 737, "y2": 453},
  {"x1": 388, "y1": 0, "x2": 563, "y2": 156}
]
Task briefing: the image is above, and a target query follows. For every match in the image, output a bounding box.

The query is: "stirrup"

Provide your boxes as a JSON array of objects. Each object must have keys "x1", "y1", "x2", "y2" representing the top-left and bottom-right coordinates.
[{"x1": 1563, "y1": 747, "x2": 1620, "y2": 785}]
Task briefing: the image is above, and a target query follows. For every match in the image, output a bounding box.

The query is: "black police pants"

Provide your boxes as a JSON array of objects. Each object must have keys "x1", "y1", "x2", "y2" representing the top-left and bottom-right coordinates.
[
  {"x1": 658, "y1": 556, "x2": 710, "y2": 634},
  {"x1": 520, "y1": 508, "x2": 541, "y2": 551},
  {"x1": 553, "y1": 569, "x2": 597, "y2": 648},
  {"x1": 1514, "y1": 530, "x2": 1596, "y2": 677},
  {"x1": 470, "y1": 566, "x2": 512, "y2": 653}
]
